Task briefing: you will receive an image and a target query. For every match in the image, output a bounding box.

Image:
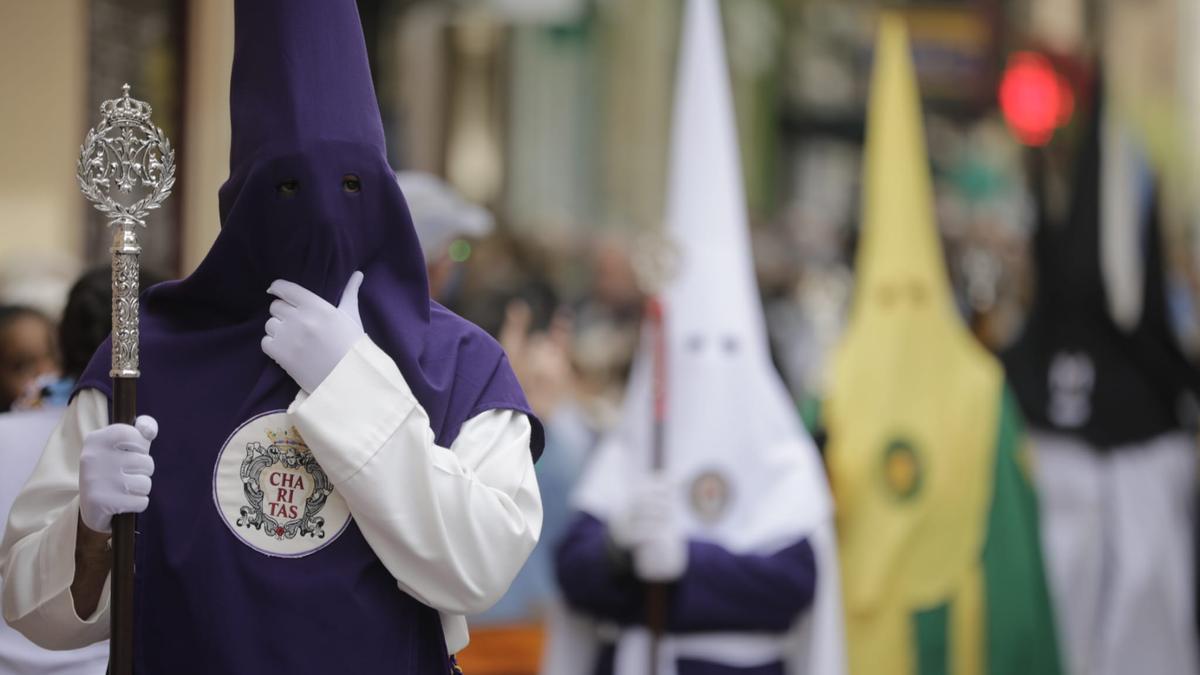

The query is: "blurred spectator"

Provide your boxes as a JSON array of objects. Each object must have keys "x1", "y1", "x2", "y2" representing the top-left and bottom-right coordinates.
[
  {"x1": 569, "y1": 238, "x2": 643, "y2": 430},
  {"x1": 460, "y1": 299, "x2": 593, "y2": 674},
  {"x1": 396, "y1": 170, "x2": 495, "y2": 302},
  {"x1": 0, "y1": 306, "x2": 57, "y2": 413},
  {"x1": 0, "y1": 255, "x2": 79, "y2": 320},
  {"x1": 59, "y1": 268, "x2": 128, "y2": 381},
  {"x1": 500, "y1": 301, "x2": 576, "y2": 420},
  {"x1": 13, "y1": 266, "x2": 164, "y2": 411}
]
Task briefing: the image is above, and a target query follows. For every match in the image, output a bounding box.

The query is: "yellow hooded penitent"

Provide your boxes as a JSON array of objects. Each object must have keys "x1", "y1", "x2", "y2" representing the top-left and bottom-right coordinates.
[{"x1": 825, "y1": 14, "x2": 1061, "y2": 675}]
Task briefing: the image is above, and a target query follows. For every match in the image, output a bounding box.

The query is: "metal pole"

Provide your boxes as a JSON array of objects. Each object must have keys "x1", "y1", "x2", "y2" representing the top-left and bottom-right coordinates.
[
  {"x1": 632, "y1": 235, "x2": 678, "y2": 675},
  {"x1": 645, "y1": 295, "x2": 668, "y2": 675},
  {"x1": 77, "y1": 84, "x2": 174, "y2": 675}
]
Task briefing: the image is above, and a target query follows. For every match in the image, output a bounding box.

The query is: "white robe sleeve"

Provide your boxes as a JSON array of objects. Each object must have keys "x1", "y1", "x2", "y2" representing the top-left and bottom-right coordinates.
[
  {"x1": 288, "y1": 336, "x2": 543, "y2": 619},
  {"x1": 0, "y1": 390, "x2": 112, "y2": 650}
]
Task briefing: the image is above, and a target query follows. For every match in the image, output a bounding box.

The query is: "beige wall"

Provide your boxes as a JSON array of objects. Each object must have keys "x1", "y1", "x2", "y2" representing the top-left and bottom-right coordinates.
[
  {"x1": 599, "y1": 0, "x2": 676, "y2": 233},
  {"x1": 0, "y1": 0, "x2": 232, "y2": 287},
  {"x1": 181, "y1": 0, "x2": 234, "y2": 274},
  {"x1": 0, "y1": 2, "x2": 88, "y2": 266}
]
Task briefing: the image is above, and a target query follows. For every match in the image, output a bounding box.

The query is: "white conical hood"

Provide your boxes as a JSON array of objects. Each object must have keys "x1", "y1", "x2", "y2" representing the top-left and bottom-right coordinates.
[{"x1": 661, "y1": 0, "x2": 767, "y2": 355}]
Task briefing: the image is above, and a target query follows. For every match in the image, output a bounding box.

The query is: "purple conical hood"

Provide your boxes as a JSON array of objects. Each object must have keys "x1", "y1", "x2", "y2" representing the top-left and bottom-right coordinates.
[{"x1": 228, "y1": 0, "x2": 385, "y2": 174}]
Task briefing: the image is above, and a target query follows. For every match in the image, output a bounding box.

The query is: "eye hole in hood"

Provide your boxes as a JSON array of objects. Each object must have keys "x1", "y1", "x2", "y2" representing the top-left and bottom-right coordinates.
[{"x1": 277, "y1": 180, "x2": 299, "y2": 197}]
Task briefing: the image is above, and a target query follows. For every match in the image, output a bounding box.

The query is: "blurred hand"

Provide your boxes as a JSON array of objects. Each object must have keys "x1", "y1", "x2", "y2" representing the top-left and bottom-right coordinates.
[
  {"x1": 500, "y1": 299, "x2": 576, "y2": 419},
  {"x1": 262, "y1": 272, "x2": 364, "y2": 393},
  {"x1": 78, "y1": 416, "x2": 158, "y2": 534},
  {"x1": 609, "y1": 475, "x2": 688, "y2": 582}
]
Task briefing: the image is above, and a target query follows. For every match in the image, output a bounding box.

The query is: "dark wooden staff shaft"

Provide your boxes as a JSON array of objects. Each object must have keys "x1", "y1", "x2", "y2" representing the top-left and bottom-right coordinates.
[{"x1": 109, "y1": 378, "x2": 136, "y2": 675}]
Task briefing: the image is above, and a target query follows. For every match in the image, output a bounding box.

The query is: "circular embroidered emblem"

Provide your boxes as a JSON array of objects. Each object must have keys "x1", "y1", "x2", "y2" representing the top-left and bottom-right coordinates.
[
  {"x1": 213, "y1": 410, "x2": 351, "y2": 557},
  {"x1": 689, "y1": 470, "x2": 732, "y2": 524},
  {"x1": 882, "y1": 438, "x2": 922, "y2": 500}
]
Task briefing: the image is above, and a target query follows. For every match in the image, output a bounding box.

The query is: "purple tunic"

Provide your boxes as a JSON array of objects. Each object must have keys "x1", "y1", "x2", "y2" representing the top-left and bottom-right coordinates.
[
  {"x1": 556, "y1": 513, "x2": 816, "y2": 675},
  {"x1": 75, "y1": 1, "x2": 540, "y2": 672}
]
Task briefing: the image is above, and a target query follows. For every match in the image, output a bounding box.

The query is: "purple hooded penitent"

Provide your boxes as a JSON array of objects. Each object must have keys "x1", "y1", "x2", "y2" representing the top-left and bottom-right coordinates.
[{"x1": 76, "y1": 1, "x2": 540, "y2": 672}]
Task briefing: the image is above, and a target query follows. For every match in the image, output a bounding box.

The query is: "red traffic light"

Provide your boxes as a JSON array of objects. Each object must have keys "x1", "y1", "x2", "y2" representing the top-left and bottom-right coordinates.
[{"x1": 999, "y1": 51, "x2": 1075, "y2": 146}]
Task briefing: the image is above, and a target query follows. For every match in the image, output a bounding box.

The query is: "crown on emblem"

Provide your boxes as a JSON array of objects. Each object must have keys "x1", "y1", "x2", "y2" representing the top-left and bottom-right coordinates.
[
  {"x1": 100, "y1": 84, "x2": 153, "y2": 126},
  {"x1": 265, "y1": 426, "x2": 306, "y2": 449}
]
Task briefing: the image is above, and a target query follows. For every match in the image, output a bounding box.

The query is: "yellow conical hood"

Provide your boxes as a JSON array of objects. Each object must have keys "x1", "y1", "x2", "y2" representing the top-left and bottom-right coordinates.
[{"x1": 852, "y1": 14, "x2": 956, "y2": 326}]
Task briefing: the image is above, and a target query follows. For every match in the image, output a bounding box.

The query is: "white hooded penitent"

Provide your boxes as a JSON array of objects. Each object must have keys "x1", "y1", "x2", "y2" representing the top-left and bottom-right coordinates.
[{"x1": 567, "y1": 0, "x2": 846, "y2": 673}]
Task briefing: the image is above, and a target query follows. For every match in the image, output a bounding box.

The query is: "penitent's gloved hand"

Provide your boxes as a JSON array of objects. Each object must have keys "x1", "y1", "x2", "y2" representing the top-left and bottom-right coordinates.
[
  {"x1": 78, "y1": 416, "x2": 158, "y2": 534},
  {"x1": 262, "y1": 272, "x2": 365, "y2": 394},
  {"x1": 609, "y1": 475, "x2": 689, "y2": 582}
]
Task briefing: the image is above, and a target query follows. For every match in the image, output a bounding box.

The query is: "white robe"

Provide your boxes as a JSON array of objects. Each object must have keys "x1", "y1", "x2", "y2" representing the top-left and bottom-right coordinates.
[{"x1": 1033, "y1": 430, "x2": 1200, "y2": 675}]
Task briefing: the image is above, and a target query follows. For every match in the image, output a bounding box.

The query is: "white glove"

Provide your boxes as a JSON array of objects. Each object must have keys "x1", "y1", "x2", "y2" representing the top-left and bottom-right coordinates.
[
  {"x1": 262, "y1": 272, "x2": 365, "y2": 393},
  {"x1": 609, "y1": 475, "x2": 688, "y2": 582},
  {"x1": 78, "y1": 416, "x2": 158, "y2": 534}
]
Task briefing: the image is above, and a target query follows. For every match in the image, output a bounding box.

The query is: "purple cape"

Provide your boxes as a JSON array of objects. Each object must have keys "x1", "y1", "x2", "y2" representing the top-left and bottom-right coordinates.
[{"x1": 76, "y1": 1, "x2": 540, "y2": 672}]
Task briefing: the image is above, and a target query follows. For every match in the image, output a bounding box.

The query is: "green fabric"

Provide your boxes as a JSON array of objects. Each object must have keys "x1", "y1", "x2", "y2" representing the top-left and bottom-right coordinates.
[
  {"x1": 915, "y1": 602, "x2": 950, "y2": 675},
  {"x1": 980, "y1": 387, "x2": 1063, "y2": 675},
  {"x1": 799, "y1": 396, "x2": 823, "y2": 436}
]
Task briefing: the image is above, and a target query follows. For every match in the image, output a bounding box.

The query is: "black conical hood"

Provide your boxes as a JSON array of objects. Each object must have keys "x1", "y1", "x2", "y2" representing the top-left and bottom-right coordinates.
[{"x1": 1005, "y1": 83, "x2": 1199, "y2": 446}]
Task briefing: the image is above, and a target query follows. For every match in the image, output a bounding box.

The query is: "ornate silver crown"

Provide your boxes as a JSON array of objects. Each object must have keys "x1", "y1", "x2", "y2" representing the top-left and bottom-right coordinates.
[{"x1": 99, "y1": 84, "x2": 154, "y2": 126}]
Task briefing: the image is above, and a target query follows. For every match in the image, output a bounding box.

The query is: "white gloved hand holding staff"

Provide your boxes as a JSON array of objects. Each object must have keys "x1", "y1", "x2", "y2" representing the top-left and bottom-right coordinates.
[
  {"x1": 78, "y1": 416, "x2": 158, "y2": 534},
  {"x1": 262, "y1": 272, "x2": 365, "y2": 393},
  {"x1": 609, "y1": 475, "x2": 688, "y2": 582}
]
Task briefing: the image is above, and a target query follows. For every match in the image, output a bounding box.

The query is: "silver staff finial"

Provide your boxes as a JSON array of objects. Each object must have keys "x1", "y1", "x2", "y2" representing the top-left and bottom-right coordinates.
[
  {"x1": 632, "y1": 230, "x2": 681, "y2": 297},
  {"x1": 77, "y1": 84, "x2": 176, "y2": 232}
]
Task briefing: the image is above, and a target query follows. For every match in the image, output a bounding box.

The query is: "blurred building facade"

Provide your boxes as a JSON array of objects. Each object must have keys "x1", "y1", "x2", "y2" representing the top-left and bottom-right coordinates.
[{"x1": 3, "y1": 0, "x2": 1200, "y2": 388}]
